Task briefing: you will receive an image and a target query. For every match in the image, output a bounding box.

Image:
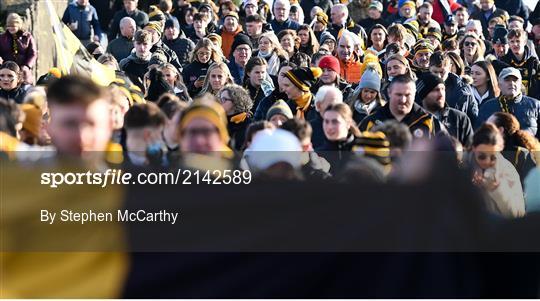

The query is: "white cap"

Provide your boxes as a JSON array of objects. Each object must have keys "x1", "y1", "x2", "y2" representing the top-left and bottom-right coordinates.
[
  {"x1": 498, "y1": 67, "x2": 522, "y2": 81},
  {"x1": 245, "y1": 129, "x2": 302, "y2": 171}
]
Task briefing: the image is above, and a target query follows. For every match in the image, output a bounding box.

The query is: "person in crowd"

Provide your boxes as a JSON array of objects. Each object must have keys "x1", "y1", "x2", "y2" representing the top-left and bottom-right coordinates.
[
  {"x1": 197, "y1": 3, "x2": 219, "y2": 34},
  {"x1": 417, "y1": 72, "x2": 474, "y2": 147},
  {"x1": 336, "y1": 30, "x2": 363, "y2": 84},
  {"x1": 477, "y1": 67, "x2": 540, "y2": 139},
  {"x1": 227, "y1": 34, "x2": 253, "y2": 85},
  {"x1": 144, "y1": 67, "x2": 175, "y2": 103},
  {"x1": 242, "y1": 120, "x2": 276, "y2": 151},
  {"x1": 382, "y1": 54, "x2": 416, "y2": 100},
  {"x1": 157, "y1": 93, "x2": 188, "y2": 150},
  {"x1": 120, "y1": 29, "x2": 153, "y2": 91},
  {"x1": 219, "y1": 11, "x2": 244, "y2": 59},
  {"x1": 391, "y1": 0, "x2": 416, "y2": 24},
  {"x1": 277, "y1": 29, "x2": 306, "y2": 67},
  {"x1": 416, "y1": 2, "x2": 441, "y2": 36},
  {"x1": 219, "y1": 1, "x2": 239, "y2": 26},
  {"x1": 489, "y1": 25, "x2": 509, "y2": 60},
  {"x1": 487, "y1": 112, "x2": 538, "y2": 185},
  {"x1": 143, "y1": 22, "x2": 182, "y2": 70},
  {"x1": 186, "y1": 13, "x2": 210, "y2": 44},
  {"x1": 123, "y1": 102, "x2": 167, "y2": 166},
  {"x1": 109, "y1": 0, "x2": 149, "y2": 41},
  {"x1": 314, "y1": 55, "x2": 352, "y2": 97},
  {"x1": 319, "y1": 102, "x2": 361, "y2": 174},
  {"x1": 254, "y1": 32, "x2": 288, "y2": 77},
  {"x1": 410, "y1": 39, "x2": 434, "y2": 76},
  {"x1": 0, "y1": 13, "x2": 37, "y2": 84},
  {"x1": 471, "y1": 0, "x2": 508, "y2": 39},
  {"x1": 244, "y1": 14, "x2": 265, "y2": 49},
  {"x1": 319, "y1": 31, "x2": 337, "y2": 55},
  {"x1": 289, "y1": 4, "x2": 305, "y2": 25},
  {"x1": 347, "y1": 65, "x2": 384, "y2": 125},
  {"x1": 500, "y1": 28, "x2": 540, "y2": 96},
  {"x1": 428, "y1": 51, "x2": 478, "y2": 123},
  {"x1": 45, "y1": 75, "x2": 113, "y2": 159},
  {"x1": 311, "y1": 11, "x2": 329, "y2": 42},
  {"x1": 243, "y1": 57, "x2": 271, "y2": 111},
  {"x1": 270, "y1": 0, "x2": 300, "y2": 33},
  {"x1": 163, "y1": 18, "x2": 196, "y2": 67},
  {"x1": 18, "y1": 103, "x2": 41, "y2": 145},
  {"x1": 365, "y1": 24, "x2": 388, "y2": 58},
  {"x1": 0, "y1": 61, "x2": 28, "y2": 104},
  {"x1": 159, "y1": 63, "x2": 191, "y2": 102},
  {"x1": 198, "y1": 62, "x2": 235, "y2": 97},
  {"x1": 62, "y1": 0, "x2": 102, "y2": 45},
  {"x1": 358, "y1": 1, "x2": 388, "y2": 31},
  {"x1": 177, "y1": 97, "x2": 232, "y2": 154},
  {"x1": 446, "y1": 51, "x2": 467, "y2": 77},
  {"x1": 425, "y1": 27, "x2": 443, "y2": 52},
  {"x1": 218, "y1": 84, "x2": 253, "y2": 150},
  {"x1": 460, "y1": 33, "x2": 486, "y2": 72},
  {"x1": 177, "y1": 6, "x2": 197, "y2": 33},
  {"x1": 359, "y1": 74, "x2": 443, "y2": 139},
  {"x1": 266, "y1": 99, "x2": 294, "y2": 127},
  {"x1": 468, "y1": 123, "x2": 525, "y2": 218},
  {"x1": 106, "y1": 17, "x2": 136, "y2": 62},
  {"x1": 253, "y1": 62, "x2": 295, "y2": 121},
  {"x1": 297, "y1": 25, "x2": 319, "y2": 56},
  {"x1": 442, "y1": 15, "x2": 459, "y2": 41},
  {"x1": 328, "y1": 4, "x2": 367, "y2": 44},
  {"x1": 371, "y1": 120, "x2": 412, "y2": 163},
  {"x1": 311, "y1": 85, "x2": 343, "y2": 150},
  {"x1": 281, "y1": 118, "x2": 332, "y2": 180},
  {"x1": 182, "y1": 38, "x2": 222, "y2": 96},
  {"x1": 470, "y1": 60, "x2": 500, "y2": 107},
  {"x1": 455, "y1": 6, "x2": 470, "y2": 28},
  {"x1": 281, "y1": 66, "x2": 322, "y2": 122}
]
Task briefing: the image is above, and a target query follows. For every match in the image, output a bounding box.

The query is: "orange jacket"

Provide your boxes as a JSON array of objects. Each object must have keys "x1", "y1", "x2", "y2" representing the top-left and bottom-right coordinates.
[
  {"x1": 339, "y1": 55, "x2": 363, "y2": 84},
  {"x1": 221, "y1": 26, "x2": 243, "y2": 59}
]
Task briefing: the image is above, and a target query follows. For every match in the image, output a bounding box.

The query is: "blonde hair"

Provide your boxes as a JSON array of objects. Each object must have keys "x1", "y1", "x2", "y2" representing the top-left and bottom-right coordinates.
[
  {"x1": 198, "y1": 62, "x2": 235, "y2": 96},
  {"x1": 190, "y1": 38, "x2": 223, "y2": 64},
  {"x1": 460, "y1": 33, "x2": 485, "y2": 64},
  {"x1": 258, "y1": 32, "x2": 289, "y2": 59}
]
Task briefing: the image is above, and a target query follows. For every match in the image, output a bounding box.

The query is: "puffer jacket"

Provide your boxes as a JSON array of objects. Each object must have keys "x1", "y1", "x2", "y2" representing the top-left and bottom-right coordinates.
[{"x1": 0, "y1": 31, "x2": 37, "y2": 68}]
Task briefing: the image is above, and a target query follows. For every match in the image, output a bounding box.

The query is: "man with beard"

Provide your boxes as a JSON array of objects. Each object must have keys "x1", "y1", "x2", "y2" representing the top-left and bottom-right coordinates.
[{"x1": 417, "y1": 72, "x2": 473, "y2": 147}]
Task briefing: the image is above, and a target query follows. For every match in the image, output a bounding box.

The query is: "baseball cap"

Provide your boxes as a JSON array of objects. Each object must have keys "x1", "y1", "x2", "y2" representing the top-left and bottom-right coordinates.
[
  {"x1": 369, "y1": 1, "x2": 383, "y2": 12},
  {"x1": 498, "y1": 67, "x2": 522, "y2": 81}
]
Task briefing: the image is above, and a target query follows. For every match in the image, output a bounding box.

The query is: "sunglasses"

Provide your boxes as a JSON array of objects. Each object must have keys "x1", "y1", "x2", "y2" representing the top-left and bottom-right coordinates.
[{"x1": 464, "y1": 41, "x2": 477, "y2": 47}]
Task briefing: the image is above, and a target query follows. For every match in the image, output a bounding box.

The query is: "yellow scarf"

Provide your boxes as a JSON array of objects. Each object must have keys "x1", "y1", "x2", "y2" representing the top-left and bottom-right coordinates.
[
  {"x1": 230, "y1": 112, "x2": 248, "y2": 124},
  {"x1": 294, "y1": 93, "x2": 312, "y2": 120}
]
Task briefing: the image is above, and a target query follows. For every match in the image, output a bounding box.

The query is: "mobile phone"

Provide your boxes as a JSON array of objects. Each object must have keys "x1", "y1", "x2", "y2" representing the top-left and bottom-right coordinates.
[{"x1": 197, "y1": 75, "x2": 206, "y2": 81}]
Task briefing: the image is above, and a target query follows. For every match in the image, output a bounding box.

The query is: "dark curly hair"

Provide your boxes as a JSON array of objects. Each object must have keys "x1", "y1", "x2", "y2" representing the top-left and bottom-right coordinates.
[{"x1": 218, "y1": 84, "x2": 253, "y2": 114}]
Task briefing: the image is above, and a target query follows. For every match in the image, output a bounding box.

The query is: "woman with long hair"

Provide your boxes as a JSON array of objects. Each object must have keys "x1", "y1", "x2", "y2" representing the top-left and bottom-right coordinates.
[
  {"x1": 0, "y1": 61, "x2": 28, "y2": 104},
  {"x1": 470, "y1": 60, "x2": 500, "y2": 107},
  {"x1": 254, "y1": 32, "x2": 288, "y2": 76},
  {"x1": 347, "y1": 65, "x2": 385, "y2": 125},
  {"x1": 278, "y1": 30, "x2": 310, "y2": 66},
  {"x1": 159, "y1": 63, "x2": 192, "y2": 103},
  {"x1": 242, "y1": 57, "x2": 271, "y2": 111},
  {"x1": 297, "y1": 24, "x2": 319, "y2": 56},
  {"x1": 182, "y1": 38, "x2": 223, "y2": 97},
  {"x1": 198, "y1": 62, "x2": 235, "y2": 97},
  {"x1": 487, "y1": 112, "x2": 539, "y2": 184},
  {"x1": 381, "y1": 54, "x2": 416, "y2": 102},
  {"x1": 467, "y1": 123, "x2": 525, "y2": 218},
  {"x1": 459, "y1": 33, "x2": 486, "y2": 73}
]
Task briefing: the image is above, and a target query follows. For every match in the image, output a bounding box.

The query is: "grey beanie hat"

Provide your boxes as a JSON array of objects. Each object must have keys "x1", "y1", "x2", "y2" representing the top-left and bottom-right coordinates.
[
  {"x1": 319, "y1": 31, "x2": 336, "y2": 45},
  {"x1": 357, "y1": 65, "x2": 381, "y2": 93}
]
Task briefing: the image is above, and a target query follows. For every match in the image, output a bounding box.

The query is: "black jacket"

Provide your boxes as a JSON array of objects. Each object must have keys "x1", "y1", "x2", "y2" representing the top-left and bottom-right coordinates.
[
  {"x1": 318, "y1": 134, "x2": 357, "y2": 176},
  {"x1": 163, "y1": 34, "x2": 196, "y2": 67},
  {"x1": 106, "y1": 35, "x2": 134, "y2": 62},
  {"x1": 0, "y1": 85, "x2": 27, "y2": 104},
  {"x1": 310, "y1": 114, "x2": 329, "y2": 151},
  {"x1": 227, "y1": 115, "x2": 251, "y2": 151},
  {"x1": 502, "y1": 145, "x2": 537, "y2": 187},
  {"x1": 445, "y1": 73, "x2": 478, "y2": 124},
  {"x1": 434, "y1": 106, "x2": 474, "y2": 147},
  {"x1": 151, "y1": 41, "x2": 182, "y2": 71},
  {"x1": 471, "y1": 7, "x2": 508, "y2": 39},
  {"x1": 500, "y1": 47, "x2": 540, "y2": 97},
  {"x1": 253, "y1": 89, "x2": 287, "y2": 121},
  {"x1": 108, "y1": 9, "x2": 149, "y2": 41},
  {"x1": 182, "y1": 60, "x2": 211, "y2": 97},
  {"x1": 359, "y1": 103, "x2": 444, "y2": 140},
  {"x1": 119, "y1": 52, "x2": 150, "y2": 91},
  {"x1": 328, "y1": 18, "x2": 368, "y2": 44}
]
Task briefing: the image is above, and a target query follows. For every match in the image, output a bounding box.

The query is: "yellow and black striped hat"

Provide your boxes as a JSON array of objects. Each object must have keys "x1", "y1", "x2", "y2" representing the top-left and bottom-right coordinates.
[{"x1": 284, "y1": 67, "x2": 322, "y2": 92}]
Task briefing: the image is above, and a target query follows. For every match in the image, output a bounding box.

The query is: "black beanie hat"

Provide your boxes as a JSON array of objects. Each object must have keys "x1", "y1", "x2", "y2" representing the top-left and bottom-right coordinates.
[
  {"x1": 492, "y1": 25, "x2": 508, "y2": 44},
  {"x1": 284, "y1": 67, "x2": 323, "y2": 92},
  {"x1": 416, "y1": 72, "x2": 444, "y2": 102},
  {"x1": 230, "y1": 33, "x2": 253, "y2": 55},
  {"x1": 145, "y1": 68, "x2": 174, "y2": 102}
]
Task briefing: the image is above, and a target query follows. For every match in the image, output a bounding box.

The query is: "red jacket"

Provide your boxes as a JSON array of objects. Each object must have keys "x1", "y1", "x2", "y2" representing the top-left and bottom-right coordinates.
[{"x1": 432, "y1": 0, "x2": 462, "y2": 24}]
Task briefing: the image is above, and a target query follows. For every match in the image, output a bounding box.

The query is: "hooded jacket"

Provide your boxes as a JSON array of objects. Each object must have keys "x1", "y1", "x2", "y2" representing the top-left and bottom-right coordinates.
[
  {"x1": 500, "y1": 46, "x2": 540, "y2": 97},
  {"x1": 0, "y1": 31, "x2": 37, "y2": 68}
]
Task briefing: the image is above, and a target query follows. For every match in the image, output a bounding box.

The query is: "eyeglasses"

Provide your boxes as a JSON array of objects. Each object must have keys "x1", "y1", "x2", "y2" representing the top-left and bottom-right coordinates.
[
  {"x1": 464, "y1": 41, "x2": 477, "y2": 47},
  {"x1": 182, "y1": 127, "x2": 218, "y2": 137},
  {"x1": 219, "y1": 95, "x2": 233, "y2": 103},
  {"x1": 475, "y1": 152, "x2": 497, "y2": 162},
  {"x1": 235, "y1": 47, "x2": 251, "y2": 53}
]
